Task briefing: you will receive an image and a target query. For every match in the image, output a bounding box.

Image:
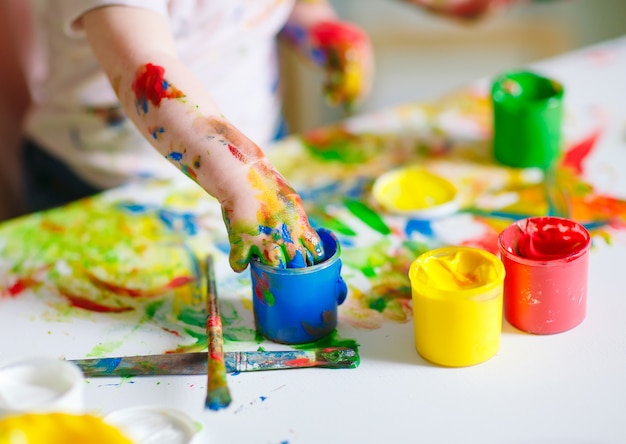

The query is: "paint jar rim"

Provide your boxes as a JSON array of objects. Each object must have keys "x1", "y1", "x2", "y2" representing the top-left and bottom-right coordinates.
[
  {"x1": 251, "y1": 228, "x2": 341, "y2": 275},
  {"x1": 498, "y1": 216, "x2": 591, "y2": 266},
  {"x1": 491, "y1": 70, "x2": 564, "y2": 109},
  {"x1": 409, "y1": 246, "x2": 505, "y2": 300}
]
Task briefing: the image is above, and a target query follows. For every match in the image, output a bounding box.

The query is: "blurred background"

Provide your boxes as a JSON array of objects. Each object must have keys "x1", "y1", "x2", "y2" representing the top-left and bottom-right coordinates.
[{"x1": 280, "y1": 0, "x2": 626, "y2": 134}]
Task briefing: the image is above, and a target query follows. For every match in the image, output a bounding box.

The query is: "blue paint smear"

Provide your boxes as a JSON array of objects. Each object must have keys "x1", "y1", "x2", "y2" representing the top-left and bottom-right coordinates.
[
  {"x1": 405, "y1": 219, "x2": 434, "y2": 237},
  {"x1": 158, "y1": 210, "x2": 198, "y2": 236},
  {"x1": 287, "y1": 250, "x2": 305, "y2": 268},
  {"x1": 337, "y1": 236, "x2": 356, "y2": 248},
  {"x1": 311, "y1": 48, "x2": 327, "y2": 66},
  {"x1": 259, "y1": 225, "x2": 273, "y2": 236},
  {"x1": 136, "y1": 99, "x2": 149, "y2": 114},
  {"x1": 280, "y1": 223, "x2": 293, "y2": 244},
  {"x1": 97, "y1": 357, "x2": 122, "y2": 374},
  {"x1": 118, "y1": 203, "x2": 148, "y2": 214},
  {"x1": 167, "y1": 151, "x2": 184, "y2": 162},
  {"x1": 215, "y1": 240, "x2": 231, "y2": 255},
  {"x1": 117, "y1": 203, "x2": 199, "y2": 236},
  {"x1": 151, "y1": 127, "x2": 165, "y2": 139}
]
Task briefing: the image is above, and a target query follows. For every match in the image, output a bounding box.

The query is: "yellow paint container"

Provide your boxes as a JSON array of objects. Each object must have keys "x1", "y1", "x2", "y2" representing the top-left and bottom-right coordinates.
[
  {"x1": 372, "y1": 166, "x2": 459, "y2": 219},
  {"x1": 409, "y1": 247, "x2": 505, "y2": 367}
]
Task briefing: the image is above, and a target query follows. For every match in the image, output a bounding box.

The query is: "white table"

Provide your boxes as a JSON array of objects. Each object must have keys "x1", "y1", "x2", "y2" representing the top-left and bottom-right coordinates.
[{"x1": 1, "y1": 35, "x2": 626, "y2": 443}]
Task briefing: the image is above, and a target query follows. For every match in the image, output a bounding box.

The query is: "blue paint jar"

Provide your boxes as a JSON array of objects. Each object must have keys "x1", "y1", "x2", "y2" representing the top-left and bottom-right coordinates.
[{"x1": 250, "y1": 228, "x2": 348, "y2": 344}]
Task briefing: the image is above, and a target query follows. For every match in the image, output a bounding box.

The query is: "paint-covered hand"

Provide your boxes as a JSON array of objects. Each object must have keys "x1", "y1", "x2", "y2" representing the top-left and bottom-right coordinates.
[
  {"x1": 220, "y1": 160, "x2": 324, "y2": 273},
  {"x1": 308, "y1": 20, "x2": 373, "y2": 110}
]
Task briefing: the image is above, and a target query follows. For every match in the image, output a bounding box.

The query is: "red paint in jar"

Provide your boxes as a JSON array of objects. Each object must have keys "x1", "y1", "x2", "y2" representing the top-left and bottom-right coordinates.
[{"x1": 498, "y1": 216, "x2": 591, "y2": 334}]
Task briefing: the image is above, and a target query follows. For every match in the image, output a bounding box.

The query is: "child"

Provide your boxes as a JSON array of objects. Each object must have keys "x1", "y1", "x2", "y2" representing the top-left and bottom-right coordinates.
[{"x1": 15, "y1": 0, "x2": 373, "y2": 272}]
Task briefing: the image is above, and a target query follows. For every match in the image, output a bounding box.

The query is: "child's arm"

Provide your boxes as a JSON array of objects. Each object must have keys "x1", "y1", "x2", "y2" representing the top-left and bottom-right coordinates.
[
  {"x1": 80, "y1": 5, "x2": 324, "y2": 272},
  {"x1": 280, "y1": 0, "x2": 374, "y2": 111}
]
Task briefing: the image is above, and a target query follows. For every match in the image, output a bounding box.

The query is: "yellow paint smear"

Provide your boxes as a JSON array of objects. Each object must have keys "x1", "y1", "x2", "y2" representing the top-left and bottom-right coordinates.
[{"x1": 0, "y1": 413, "x2": 133, "y2": 444}]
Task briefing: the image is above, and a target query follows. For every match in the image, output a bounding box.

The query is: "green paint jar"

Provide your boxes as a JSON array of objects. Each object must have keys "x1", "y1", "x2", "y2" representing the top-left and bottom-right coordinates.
[{"x1": 491, "y1": 70, "x2": 564, "y2": 170}]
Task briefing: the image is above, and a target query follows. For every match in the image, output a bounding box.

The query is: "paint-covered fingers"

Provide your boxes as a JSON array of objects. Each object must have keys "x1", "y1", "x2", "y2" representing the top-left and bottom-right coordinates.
[
  {"x1": 309, "y1": 20, "x2": 373, "y2": 110},
  {"x1": 297, "y1": 225, "x2": 325, "y2": 266},
  {"x1": 226, "y1": 222, "x2": 324, "y2": 273}
]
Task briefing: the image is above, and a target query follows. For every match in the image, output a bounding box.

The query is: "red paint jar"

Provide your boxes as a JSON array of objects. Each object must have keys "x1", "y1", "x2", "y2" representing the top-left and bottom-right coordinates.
[{"x1": 498, "y1": 216, "x2": 591, "y2": 334}]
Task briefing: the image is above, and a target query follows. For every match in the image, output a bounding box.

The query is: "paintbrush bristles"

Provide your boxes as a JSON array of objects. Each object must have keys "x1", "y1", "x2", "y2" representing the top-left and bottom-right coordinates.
[
  {"x1": 314, "y1": 347, "x2": 360, "y2": 369},
  {"x1": 204, "y1": 255, "x2": 231, "y2": 411}
]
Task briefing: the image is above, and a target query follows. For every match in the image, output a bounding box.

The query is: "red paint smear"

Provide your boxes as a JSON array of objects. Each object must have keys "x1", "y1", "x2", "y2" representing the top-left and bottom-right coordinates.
[
  {"x1": 209, "y1": 351, "x2": 224, "y2": 361},
  {"x1": 87, "y1": 272, "x2": 195, "y2": 298},
  {"x1": 251, "y1": 269, "x2": 272, "y2": 305},
  {"x1": 561, "y1": 129, "x2": 602, "y2": 175},
  {"x1": 61, "y1": 291, "x2": 133, "y2": 313},
  {"x1": 284, "y1": 358, "x2": 315, "y2": 367},
  {"x1": 207, "y1": 317, "x2": 222, "y2": 328},
  {"x1": 445, "y1": 0, "x2": 491, "y2": 19},
  {"x1": 161, "y1": 327, "x2": 182, "y2": 337},
  {"x1": 310, "y1": 20, "x2": 366, "y2": 48},
  {"x1": 3, "y1": 277, "x2": 39, "y2": 298},
  {"x1": 182, "y1": 165, "x2": 197, "y2": 180},
  {"x1": 228, "y1": 144, "x2": 246, "y2": 163},
  {"x1": 40, "y1": 220, "x2": 65, "y2": 233},
  {"x1": 132, "y1": 63, "x2": 184, "y2": 108},
  {"x1": 571, "y1": 194, "x2": 626, "y2": 224}
]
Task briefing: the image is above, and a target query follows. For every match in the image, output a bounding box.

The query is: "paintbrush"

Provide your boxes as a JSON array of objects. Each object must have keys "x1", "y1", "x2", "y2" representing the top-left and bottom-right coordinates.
[
  {"x1": 204, "y1": 255, "x2": 231, "y2": 411},
  {"x1": 69, "y1": 347, "x2": 360, "y2": 377}
]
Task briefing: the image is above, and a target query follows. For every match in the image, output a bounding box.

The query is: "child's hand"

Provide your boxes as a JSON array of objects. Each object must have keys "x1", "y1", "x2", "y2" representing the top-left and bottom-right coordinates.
[
  {"x1": 309, "y1": 20, "x2": 373, "y2": 110},
  {"x1": 219, "y1": 159, "x2": 324, "y2": 273}
]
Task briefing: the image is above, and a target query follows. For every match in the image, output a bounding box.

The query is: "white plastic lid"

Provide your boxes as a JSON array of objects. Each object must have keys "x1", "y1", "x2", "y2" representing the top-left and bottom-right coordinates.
[
  {"x1": 0, "y1": 357, "x2": 85, "y2": 417},
  {"x1": 104, "y1": 406, "x2": 197, "y2": 444}
]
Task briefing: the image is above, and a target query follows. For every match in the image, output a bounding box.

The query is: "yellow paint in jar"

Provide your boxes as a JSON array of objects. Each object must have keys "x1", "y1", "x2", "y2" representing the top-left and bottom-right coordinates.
[
  {"x1": 372, "y1": 166, "x2": 458, "y2": 218},
  {"x1": 0, "y1": 413, "x2": 133, "y2": 444},
  {"x1": 409, "y1": 247, "x2": 505, "y2": 367}
]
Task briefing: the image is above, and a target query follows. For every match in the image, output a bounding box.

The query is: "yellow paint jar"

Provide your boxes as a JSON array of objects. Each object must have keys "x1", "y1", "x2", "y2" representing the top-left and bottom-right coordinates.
[
  {"x1": 409, "y1": 247, "x2": 505, "y2": 367},
  {"x1": 372, "y1": 166, "x2": 459, "y2": 219}
]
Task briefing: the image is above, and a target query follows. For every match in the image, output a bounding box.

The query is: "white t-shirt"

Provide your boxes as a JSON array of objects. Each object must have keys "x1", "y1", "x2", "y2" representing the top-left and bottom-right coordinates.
[{"x1": 25, "y1": 0, "x2": 294, "y2": 188}]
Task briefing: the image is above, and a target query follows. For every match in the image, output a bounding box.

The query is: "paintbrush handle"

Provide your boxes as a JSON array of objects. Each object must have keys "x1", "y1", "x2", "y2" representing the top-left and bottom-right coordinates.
[
  {"x1": 205, "y1": 255, "x2": 231, "y2": 411},
  {"x1": 228, "y1": 347, "x2": 360, "y2": 372}
]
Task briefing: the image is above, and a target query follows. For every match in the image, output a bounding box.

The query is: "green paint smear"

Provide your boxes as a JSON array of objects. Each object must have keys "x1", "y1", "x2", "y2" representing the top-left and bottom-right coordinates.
[
  {"x1": 344, "y1": 199, "x2": 390, "y2": 235},
  {"x1": 177, "y1": 306, "x2": 206, "y2": 329},
  {"x1": 403, "y1": 239, "x2": 431, "y2": 257},
  {"x1": 362, "y1": 266, "x2": 376, "y2": 278},
  {"x1": 223, "y1": 326, "x2": 257, "y2": 342},
  {"x1": 369, "y1": 297, "x2": 388, "y2": 313},
  {"x1": 263, "y1": 289, "x2": 275, "y2": 306},
  {"x1": 292, "y1": 330, "x2": 359, "y2": 353},
  {"x1": 310, "y1": 214, "x2": 356, "y2": 237},
  {"x1": 341, "y1": 238, "x2": 393, "y2": 271},
  {"x1": 302, "y1": 138, "x2": 368, "y2": 164},
  {"x1": 218, "y1": 300, "x2": 240, "y2": 326},
  {"x1": 87, "y1": 340, "x2": 124, "y2": 358},
  {"x1": 183, "y1": 327, "x2": 207, "y2": 342},
  {"x1": 144, "y1": 300, "x2": 165, "y2": 319}
]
